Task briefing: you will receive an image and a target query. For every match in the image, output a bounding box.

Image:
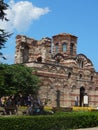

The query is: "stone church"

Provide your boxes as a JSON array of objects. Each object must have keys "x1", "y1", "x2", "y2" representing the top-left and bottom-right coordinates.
[{"x1": 15, "y1": 33, "x2": 98, "y2": 107}]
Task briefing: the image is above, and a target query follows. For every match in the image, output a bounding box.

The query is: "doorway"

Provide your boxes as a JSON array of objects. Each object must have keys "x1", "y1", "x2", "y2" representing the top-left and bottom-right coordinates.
[{"x1": 80, "y1": 87, "x2": 85, "y2": 106}]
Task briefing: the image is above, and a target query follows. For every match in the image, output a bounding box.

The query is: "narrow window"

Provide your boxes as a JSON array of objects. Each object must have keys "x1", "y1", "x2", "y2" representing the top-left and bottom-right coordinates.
[
  {"x1": 81, "y1": 61, "x2": 84, "y2": 68},
  {"x1": 68, "y1": 72, "x2": 71, "y2": 79},
  {"x1": 78, "y1": 60, "x2": 83, "y2": 68},
  {"x1": 62, "y1": 43, "x2": 66, "y2": 52},
  {"x1": 79, "y1": 74, "x2": 82, "y2": 79},
  {"x1": 70, "y1": 43, "x2": 74, "y2": 55},
  {"x1": 91, "y1": 76, "x2": 93, "y2": 81}
]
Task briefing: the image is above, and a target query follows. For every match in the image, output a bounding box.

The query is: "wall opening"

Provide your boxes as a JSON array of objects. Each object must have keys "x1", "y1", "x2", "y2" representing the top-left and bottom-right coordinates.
[
  {"x1": 80, "y1": 87, "x2": 85, "y2": 107},
  {"x1": 56, "y1": 90, "x2": 60, "y2": 107}
]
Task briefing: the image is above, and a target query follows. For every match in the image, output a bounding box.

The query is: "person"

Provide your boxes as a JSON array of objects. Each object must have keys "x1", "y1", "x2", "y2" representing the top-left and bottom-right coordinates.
[
  {"x1": 16, "y1": 93, "x2": 24, "y2": 106},
  {"x1": 4, "y1": 96, "x2": 17, "y2": 115},
  {"x1": 27, "y1": 94, "x2": 33, "y2": 106}
]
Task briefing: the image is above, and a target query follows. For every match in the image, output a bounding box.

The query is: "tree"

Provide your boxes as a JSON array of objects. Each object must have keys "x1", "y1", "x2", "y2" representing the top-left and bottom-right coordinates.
[
  {"x1": 10, "y1": 64, "x2": 40, "y2": 95},
  {"x1": 0, "y1": 0, "x2": 12, "y2": 59},
  {"x1": 0, "y1": 63, "x2": 8, "y2": 96},
  {"x1": 0, "y1": 63, "x2": 40, "y2": 96}
]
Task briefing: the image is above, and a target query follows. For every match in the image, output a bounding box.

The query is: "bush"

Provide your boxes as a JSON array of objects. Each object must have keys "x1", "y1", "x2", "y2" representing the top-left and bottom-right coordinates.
[{"x1": 0, "y1": 112, "x2": 98, "y2": 130}]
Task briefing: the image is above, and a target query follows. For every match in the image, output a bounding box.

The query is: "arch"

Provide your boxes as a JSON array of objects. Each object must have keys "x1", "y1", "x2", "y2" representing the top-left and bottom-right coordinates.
[
  {"x1": 78, "y1": 71, "x2": 84, "y2": 80},
  {"x1": 79, "y1": 74, "x2": 82, "y2": 79},
  {"x1": 76, "y1": 54, "x2": 95, "y2": 71},
  {"x1": 37, "y1": 56, "x2": 42, "y2": 62},
  {"x1": 54, "y1": 53, "x2": 64, "y2": 59},
  {"x1": 71, "y1": 85, "x2": 76, "y2": 89},
  {"x1": 54, "y1": 53, "x2": 64, "y2": 63},
  {"x1": 50, "y1": 66, "x2": 58, "y2": 73},
  {"x1": 63, "y1": 84, "x2": 68, "y2": 88}
]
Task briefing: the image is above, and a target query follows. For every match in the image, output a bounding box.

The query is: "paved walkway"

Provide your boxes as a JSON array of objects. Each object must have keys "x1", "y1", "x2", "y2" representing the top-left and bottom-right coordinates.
[{"x1": 76, "y1": 127, "x2": 98, "y2": 130}]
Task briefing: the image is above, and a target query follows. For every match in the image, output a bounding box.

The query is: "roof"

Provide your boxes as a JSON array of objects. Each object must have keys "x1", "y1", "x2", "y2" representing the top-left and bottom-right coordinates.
[{"x1": 52, "y1": 33, "x2": 78, "y2": 38}]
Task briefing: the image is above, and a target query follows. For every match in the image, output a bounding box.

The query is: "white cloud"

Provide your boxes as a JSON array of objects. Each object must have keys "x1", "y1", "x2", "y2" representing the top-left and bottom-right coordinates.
[{"x1": 0, "y1": 0, "x2": 50, "y2": 32}]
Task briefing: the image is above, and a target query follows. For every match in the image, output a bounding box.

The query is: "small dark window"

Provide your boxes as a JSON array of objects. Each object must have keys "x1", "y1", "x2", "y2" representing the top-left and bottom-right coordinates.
[
  {"x1": 70, "y1": 43, "x2": 74, "y2": 55},
  {"x1": 37, "y1": 57, "x2": 42, "y2": 62},
  {"x1": 91, "y1": 76, "x2": 93, "y2": 81},
  {"x1": 79, "y1": 74, "x2": 82, "y2": 79},
  {"x1": 81, "y1": 61, "x2": 84, "y2": 68},
  {"x1": 68, "y1": 72, "x2": 71, "y2": 79}
]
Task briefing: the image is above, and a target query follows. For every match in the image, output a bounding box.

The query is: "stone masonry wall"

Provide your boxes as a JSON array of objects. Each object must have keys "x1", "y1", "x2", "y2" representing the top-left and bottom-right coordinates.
[{"x1": 15, "y1": 33, "x2": 98, "y2": 107}]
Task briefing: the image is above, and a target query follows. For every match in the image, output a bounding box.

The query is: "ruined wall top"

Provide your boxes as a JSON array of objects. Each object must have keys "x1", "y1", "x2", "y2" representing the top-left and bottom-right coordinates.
[
  {"x1": 16, "y1": 35, "x2": 51, "y2": 47},
  {"x1": 15, "y1": 33, "x2": 78, "y2": 64}
]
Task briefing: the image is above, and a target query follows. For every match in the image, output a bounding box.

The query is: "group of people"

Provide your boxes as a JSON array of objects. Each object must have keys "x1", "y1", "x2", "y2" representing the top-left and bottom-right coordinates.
[{"x1": 0, "y1": 93, "x2": 44, "y2": 115}]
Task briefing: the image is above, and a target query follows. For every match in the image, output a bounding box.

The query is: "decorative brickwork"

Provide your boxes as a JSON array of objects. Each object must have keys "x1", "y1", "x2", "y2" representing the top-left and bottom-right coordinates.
[{"x1": 15, "y1": 33, "x2": 98, "y2": 107}]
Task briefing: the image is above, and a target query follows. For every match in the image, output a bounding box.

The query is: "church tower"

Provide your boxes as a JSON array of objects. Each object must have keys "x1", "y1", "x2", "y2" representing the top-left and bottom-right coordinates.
[{"x1": 52, "y1": 33, "x2": 77, "y2": 59}]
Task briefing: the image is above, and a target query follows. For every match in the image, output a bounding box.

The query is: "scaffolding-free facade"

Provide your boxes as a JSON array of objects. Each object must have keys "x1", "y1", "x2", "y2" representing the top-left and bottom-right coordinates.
[{"x1": 15, "y1": 33, "x2": 98, "y2": 107}]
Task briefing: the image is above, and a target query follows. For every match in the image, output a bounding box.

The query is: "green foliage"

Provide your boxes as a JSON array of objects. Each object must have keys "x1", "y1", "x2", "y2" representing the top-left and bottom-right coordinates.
[
  {"x1": 0, "y1": 63, "x2": 40, "y2": 96},
  {"x1": 0, "y1": 0, "x2": 12, "y2": 59},
  {"x1": 0, "y1": 112, "x2": 98, "y2": 130},
  {"x1": 0, "y1": 0, "x2": 8, "y2": 20}
]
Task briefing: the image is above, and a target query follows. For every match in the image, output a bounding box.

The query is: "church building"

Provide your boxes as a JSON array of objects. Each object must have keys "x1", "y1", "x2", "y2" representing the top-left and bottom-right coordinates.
[{"x1": 15, "y1": 33, "x2": 98, "y2": 107}]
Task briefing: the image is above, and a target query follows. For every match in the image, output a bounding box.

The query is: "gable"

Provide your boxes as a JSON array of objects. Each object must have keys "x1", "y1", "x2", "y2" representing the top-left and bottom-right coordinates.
[{"x1": 76, "y1": 54, "x2": 95, "y2": 71}]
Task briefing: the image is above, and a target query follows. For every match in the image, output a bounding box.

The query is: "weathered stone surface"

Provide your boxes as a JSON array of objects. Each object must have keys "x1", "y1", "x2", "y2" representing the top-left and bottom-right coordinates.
[{"x1": 15, "y1": 33, "x2": 98, "y2": 108}]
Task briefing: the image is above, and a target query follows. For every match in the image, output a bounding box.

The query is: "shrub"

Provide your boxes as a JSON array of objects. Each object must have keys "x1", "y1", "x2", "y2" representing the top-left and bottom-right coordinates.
[{"x1": 0, "y1": 112, "x2": 98, "y2": 130}]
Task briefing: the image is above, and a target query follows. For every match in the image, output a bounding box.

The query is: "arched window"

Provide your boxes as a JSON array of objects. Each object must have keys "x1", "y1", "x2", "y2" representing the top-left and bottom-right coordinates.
[
  {"x1": 62, "y1": 43, "x2": 66, "y2": 52},
  {"x1": 78, "y1": 60, "x2": 84, "y2": 68},
  {"x1": 37, "y1": 56, "x2": 42, "y2": 62},
  {"x1": 70, "y1": 43, "x2": 74, "y2": 55},
  {"x1": 91, "y1": 76, "x2": 93, "y2": 81},
  {"x1": 79, "y1": 74, "x2": 82, "y2": 79}
]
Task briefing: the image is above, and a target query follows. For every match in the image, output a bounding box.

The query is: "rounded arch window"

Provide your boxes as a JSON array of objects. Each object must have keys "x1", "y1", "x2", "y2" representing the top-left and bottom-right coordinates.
[
  {"x1": 79, "y1": 74, "x2": 82, "y2": 79},
  {"x1": 78, "y1": 59, "x2": 84, "y2": 68},
  {"x1": 62, "y1": 43, "x2": 66, "y2": 52},
  {"x1": 37, "y1": 56, "x2": 42, "y2": 62}
]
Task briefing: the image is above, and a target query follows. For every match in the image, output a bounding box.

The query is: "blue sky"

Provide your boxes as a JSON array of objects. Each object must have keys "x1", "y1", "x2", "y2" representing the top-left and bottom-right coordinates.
[{"x1": 1, "y1": 0, "x2": 98, "y2": 71}]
